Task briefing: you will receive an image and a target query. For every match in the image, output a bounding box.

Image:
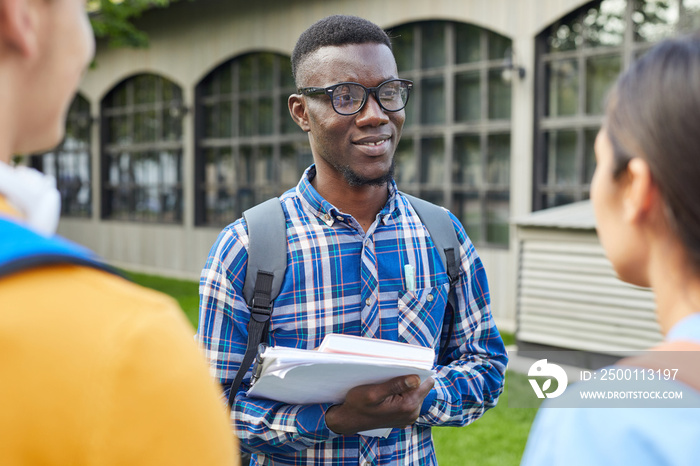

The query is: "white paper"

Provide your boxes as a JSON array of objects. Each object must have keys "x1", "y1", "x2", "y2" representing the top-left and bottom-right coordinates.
[{"x1": 246, "y1": 347, "x2": 435, "y2": 438}]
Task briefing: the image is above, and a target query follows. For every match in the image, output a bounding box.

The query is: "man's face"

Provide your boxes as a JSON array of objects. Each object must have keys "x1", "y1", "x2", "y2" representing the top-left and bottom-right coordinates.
[{"x1": 293, "y1": 43, "x2": 405, "y2": 187}]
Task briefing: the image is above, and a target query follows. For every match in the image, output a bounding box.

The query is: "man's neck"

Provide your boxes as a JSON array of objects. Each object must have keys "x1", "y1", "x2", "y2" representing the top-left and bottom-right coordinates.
[{"x1": 311, "y1": 172, "x2": 389, "y2": 233}]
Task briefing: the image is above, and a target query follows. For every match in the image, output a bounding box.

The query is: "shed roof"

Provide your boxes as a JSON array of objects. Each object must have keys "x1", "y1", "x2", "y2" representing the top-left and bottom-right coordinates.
[{"x1": 513, "y1": 200, "x2": 596, "y2": 230}]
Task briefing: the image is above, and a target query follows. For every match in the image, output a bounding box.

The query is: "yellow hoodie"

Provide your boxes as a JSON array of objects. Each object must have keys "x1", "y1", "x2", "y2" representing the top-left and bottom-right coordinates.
[{"x1": 0, "y1": 197, "x2": 238, "y2": 465}]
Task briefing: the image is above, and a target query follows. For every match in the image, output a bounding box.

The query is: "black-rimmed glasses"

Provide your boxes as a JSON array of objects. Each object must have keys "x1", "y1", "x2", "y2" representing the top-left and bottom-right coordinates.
[{"x1": 298, "y1": 79, "x2": 413, "y2": 116}]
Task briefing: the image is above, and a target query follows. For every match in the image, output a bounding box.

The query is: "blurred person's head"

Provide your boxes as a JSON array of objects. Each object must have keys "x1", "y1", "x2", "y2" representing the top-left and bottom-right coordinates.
[
  {"x1": 0, "y1": 0, "x2": 94, "y2": 161},
  {"x1": 592, "y1": 34, "x2": 700, "y2": 290}
]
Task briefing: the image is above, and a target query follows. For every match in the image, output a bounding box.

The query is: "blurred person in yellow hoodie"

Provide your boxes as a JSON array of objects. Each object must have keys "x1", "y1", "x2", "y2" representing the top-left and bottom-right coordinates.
[{"x1": 0, "y1": 0, "x2": 238, "y2": 464}]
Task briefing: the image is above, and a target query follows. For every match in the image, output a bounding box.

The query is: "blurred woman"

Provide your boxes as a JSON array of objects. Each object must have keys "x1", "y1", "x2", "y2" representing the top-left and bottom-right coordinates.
[{"x1": 522, "y1": 33, "x2": 700, "y2": 466}]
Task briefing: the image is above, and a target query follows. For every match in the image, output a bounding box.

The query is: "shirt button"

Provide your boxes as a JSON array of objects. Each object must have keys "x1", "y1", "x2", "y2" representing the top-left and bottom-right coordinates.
[
  {"x1": 426, "y1": 294, "x2": 434, "y2": 302},
  {"x1": 361, "y1": 462, "x2": 371, "y2": 466},
  {"x1": 323, "y1": 214, "x2": 331, "y2": 222},
  {"x1": 336, "y1": 215, "x2": 344, "y2": 221},
  {"x1": 365, "y1": 298, "x2": 371, "y2": 306}
]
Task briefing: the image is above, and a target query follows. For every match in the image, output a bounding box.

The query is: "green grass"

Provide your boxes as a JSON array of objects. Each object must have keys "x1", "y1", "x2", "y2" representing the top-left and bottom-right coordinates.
[
  {"x1": 123, "y1": 270, "x2": 200, "y2": 327},
  {"x1": 126, "y1": 270, "x2": 538, "y2": 465}
]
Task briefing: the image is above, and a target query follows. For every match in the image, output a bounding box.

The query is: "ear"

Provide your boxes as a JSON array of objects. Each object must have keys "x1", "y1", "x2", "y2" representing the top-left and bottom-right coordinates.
[
  {"x1": 623, "y1": 157, "x2": 658, "y2": 224},
  {"x1": 0, "y1": 0, "x2": 38, "y2": 58},
  {"x1": 288, "y1": 94, "x2": 311, "y2": 132}
]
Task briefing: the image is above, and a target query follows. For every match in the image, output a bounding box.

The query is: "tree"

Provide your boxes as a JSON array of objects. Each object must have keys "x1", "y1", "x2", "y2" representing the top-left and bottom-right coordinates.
[{"x1": 88, "y1": 0, "x2": 179, "y2": 49}]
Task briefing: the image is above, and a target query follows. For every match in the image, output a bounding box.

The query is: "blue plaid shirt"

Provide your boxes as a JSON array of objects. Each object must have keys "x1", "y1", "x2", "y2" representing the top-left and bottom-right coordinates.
[{"x1": 197, "y1": 166, "x2": 507, "y2": 465}]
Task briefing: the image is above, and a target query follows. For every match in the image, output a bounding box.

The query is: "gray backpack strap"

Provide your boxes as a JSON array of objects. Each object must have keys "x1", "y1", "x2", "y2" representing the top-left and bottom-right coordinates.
[
  {"x1": 242, "y1": 197, "x2": 287, "y2": 305},
  {"x1": 228, "y1": 198, "x2": 287, "y2": 408},
  {"x1": 402, "y1": 193, "x2": 460, "y2": 286},
  {"x1": 402, "y1": 193, "x2": 461, "y2": 363}
]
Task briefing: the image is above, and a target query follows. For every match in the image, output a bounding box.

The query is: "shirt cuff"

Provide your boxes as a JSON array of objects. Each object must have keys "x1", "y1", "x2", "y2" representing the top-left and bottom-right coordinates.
[
  {"x1": 296, "y1": 403, "x2": 339, "y2": 441},
  {"x1": 420, "y1": 388, "x2": 437, "y2": 416}
]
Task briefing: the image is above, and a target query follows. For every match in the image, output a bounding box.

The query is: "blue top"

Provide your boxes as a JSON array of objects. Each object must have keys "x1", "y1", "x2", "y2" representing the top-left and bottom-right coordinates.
[{"x1": 521, "y1": 314, "x2": 700, "y2": 466}]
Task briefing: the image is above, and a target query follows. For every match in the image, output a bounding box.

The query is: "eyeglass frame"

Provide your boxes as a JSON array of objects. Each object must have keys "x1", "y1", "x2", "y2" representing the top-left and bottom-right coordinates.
[{"x1": 297, "y1": 78, "x2": 413, "y2": 116}]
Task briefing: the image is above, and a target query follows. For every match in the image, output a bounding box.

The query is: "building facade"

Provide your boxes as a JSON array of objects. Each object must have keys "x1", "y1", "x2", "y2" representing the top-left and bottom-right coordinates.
[{"x1": 33, "y1": 0, "x2": 700, "y2": 331}]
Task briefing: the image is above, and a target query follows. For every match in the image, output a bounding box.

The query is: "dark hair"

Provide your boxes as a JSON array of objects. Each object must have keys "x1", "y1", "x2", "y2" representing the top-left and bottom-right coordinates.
[
  {"x1": 291, "y1": 15, "x2": 392, "y2": 85},
  {"x1": 605, "y1": 33, "x2": 700, "y2": 268}
]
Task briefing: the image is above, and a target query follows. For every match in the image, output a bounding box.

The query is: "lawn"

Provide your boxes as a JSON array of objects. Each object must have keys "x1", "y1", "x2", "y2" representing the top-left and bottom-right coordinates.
[{"x1": 126, "y1": 270, "x2": 539, "y2": 465}]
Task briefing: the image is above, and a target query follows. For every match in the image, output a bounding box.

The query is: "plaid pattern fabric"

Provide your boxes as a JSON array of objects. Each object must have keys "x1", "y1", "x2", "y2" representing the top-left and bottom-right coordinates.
[{"x1": 197, "y1": 166, "x2": 507, "y2": 465}]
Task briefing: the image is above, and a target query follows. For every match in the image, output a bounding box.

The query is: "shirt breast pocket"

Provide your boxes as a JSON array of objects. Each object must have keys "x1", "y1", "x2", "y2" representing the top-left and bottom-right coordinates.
[{"x1": 397, "y1": 284, "x2": 449, "y2": 350}]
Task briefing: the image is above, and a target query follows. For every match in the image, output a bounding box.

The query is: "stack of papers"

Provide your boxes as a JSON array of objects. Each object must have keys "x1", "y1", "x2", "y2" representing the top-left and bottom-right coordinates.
[{"x1": 246, "y1": 334, "x2": 436, "y2": 437}]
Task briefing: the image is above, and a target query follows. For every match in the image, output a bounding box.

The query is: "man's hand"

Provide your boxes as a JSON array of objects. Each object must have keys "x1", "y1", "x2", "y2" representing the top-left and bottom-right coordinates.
[{"x1": 324, "y1": 374, "x2": 435, "y2": 435}]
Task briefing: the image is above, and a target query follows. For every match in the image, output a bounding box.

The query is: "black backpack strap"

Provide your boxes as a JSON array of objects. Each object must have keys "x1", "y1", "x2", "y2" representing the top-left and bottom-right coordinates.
[
  {"x1": 401, "y1": 194, "x2": 461, "y2": 362},
  {"x1": 228, "y1": 198, "x2": 287, "y2": 408}
]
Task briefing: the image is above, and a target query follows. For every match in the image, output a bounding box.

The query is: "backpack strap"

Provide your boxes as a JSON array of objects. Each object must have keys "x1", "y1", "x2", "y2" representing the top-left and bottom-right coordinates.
[
  {"x1": 0, "y1": 217, "x2": 118, "y2": 279},
  {"x1": 228, "y1": 198, "x2": 287, "y2": 408},
  {"x1": 401, "y1": 193, "x2": 462, "y2": 362}
]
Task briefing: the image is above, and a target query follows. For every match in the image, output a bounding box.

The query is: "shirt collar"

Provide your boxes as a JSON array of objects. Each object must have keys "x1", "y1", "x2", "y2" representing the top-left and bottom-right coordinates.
[{"x1": 296, "y1": 165, "x2": 402, "y2": 227}]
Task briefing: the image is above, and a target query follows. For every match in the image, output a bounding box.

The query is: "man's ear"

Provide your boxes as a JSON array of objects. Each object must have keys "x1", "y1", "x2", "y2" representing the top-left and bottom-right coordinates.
[
  {"x1": 288, "y1": 94, "x2": 311, "y2": 132},
  {"x1": 623, "y1": 157, "x2": 658, "y2": 224},
  {"x1": 0, "y1": 0, "x2": 38, "y2": 58}
]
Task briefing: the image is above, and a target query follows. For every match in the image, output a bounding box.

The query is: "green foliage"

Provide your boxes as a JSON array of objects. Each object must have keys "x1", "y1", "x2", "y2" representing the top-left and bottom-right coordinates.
[{"x1": 88, "y1": 0, "x2": 178, "y2": 49}]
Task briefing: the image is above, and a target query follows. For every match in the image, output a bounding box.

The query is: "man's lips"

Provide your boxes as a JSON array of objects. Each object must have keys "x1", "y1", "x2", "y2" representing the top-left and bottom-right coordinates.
[{"x1": 353, "y1": 135, "x2": 391, "y2": 147}]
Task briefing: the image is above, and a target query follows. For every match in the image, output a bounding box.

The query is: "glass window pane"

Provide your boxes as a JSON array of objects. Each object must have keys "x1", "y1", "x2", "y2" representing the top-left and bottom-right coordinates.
[
  {"x1": 395, "y1": 138, "x2": 416, "y2": 185},
  {"x1": 256, "y1": 146, "x2": 273, "y2": 184},
  {"x1": 547, "y1": 19, "x2": 583, "y2": 52},
  {"x1": 420, "y1": 137, "x2": 444, "y2": 185},
  {"x1": 455, "y1": 23, "x2": 481, "y2": 63},
  {"x1": 280, "y1": 58, "x2": 295, "y2": 88},
  {"x1": 584, "y1": 129, "x2": 598, "y2": 184},
  {"x1": 634, "y1": 0, "x2": 679, "y2": 43},
  {"x1": 455, "y1": 72, "x2": 480, "y2": 122},
  {"x1": 259, "y1": 97, "x2": 273, "y2": 135},
  {"x1": 488, "y1": 69, "x2": 511, "y2": 120},
  {"x1": 586, "y1": 54, "x2": 621, "y2": 115},
  {"x1": 421, "y1": 22, "x2": 445, "y2": 69},
  {"x1": 547, "y1": 130, "x2": 578, "y2": 186},
  {"x1": 487, "y1": 30, "x2": 511, "y2": 60},
  {"x1": 547, "y1": 59, "x2": 579, "y2": 117},
  {"x1": 486, "y1": 191, "x2": 510, "y2": 245},
  {"x1": 453, "y1": 135, "x2": 481, "y2": 186},
  {"x1": 280, "y1": 144, "x2": 300, "y2": 188},
  {"x1": 239, "y1": 98, "x2": 254, "y2": 136},
  {"x1": 391, "y1": 25, "x2": 415, "y2": 71},
  {"x1": 421, "y1": 76, "x2": 445, "y2": 124},
  {"x1": 582, "y1": 0, "x2": 626, "y2": 47},
  {"x1": 454, "y1": 193, "x2": 482, "y2": 244},
  {"x1": 487, "y1": 134, "x2": 510, "y2": 185},
  {"x1": 280, "y1": 95, "x2": 299, "y2": 135},
  {"x1": 259, "y1": 54, "x2": 275, "y2": 91},
  {"x1": 239, "y1": 55, "x2": 255, "y2": 92}
]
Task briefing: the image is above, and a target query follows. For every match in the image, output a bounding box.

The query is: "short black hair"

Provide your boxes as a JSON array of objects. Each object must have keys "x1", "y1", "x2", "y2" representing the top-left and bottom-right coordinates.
[{"x1": 291, "y1": 15, "x2": 392, "y2": 85}]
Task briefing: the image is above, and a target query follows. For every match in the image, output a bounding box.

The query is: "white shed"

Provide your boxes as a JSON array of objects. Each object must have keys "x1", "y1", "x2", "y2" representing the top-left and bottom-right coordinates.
[{"x1": 514, "y1": 201, "x2": 662, "y2": 365}]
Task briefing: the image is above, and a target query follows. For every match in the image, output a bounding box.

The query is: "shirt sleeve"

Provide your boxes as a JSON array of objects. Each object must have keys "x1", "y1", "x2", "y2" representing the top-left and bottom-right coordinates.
[
  {"x1": 416, "y1": 212, "x2": 508, "y2": 427},
  {"x1": 196, "y1": 222, "x2": 340, "y2": 455}
]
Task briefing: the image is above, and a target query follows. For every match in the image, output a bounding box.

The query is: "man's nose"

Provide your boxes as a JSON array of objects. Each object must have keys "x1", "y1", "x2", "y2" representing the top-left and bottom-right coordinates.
[{"x1": 355, "y1": 93, "x2": 390, "y2": 126}]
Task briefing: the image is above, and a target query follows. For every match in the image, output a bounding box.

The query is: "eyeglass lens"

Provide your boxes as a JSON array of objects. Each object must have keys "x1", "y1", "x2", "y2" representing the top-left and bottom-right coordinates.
[{"x1": 332, "y1": 80, "x2": 409, "y2": 115}]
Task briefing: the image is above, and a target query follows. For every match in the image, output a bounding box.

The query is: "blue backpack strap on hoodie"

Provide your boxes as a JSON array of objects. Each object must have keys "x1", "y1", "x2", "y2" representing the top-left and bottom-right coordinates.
[{"x1": 0, "y1": 217, "x2": 117, "y2": 278}]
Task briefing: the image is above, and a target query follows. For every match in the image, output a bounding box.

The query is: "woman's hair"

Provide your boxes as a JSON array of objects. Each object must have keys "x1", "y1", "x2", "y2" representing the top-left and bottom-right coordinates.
[{"x1": 605, "y1": 33, "x2": 700, "y2": 269}]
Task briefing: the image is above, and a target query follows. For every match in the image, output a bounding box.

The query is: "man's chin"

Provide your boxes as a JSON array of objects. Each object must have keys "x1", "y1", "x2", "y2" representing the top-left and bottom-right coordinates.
[{"x1": 341, "y1": 164, "x2": 395, "y2": 187}]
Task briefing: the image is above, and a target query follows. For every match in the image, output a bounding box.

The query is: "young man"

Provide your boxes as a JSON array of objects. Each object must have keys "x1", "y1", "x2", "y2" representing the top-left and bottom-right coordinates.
[
  {"x1": 0, "y1": 1, "x2": 237, "y2": 464},
  {"x1": 198, "y1": 15, "x2": 507, "y2": 465}
]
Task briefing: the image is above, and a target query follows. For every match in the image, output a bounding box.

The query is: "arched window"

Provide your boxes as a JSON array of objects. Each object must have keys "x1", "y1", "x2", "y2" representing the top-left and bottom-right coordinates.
[
  {"x1": 194, "y1": 52, "x2": 310, "y2": 226},
  {"x1": 29, "y1": 94, "x2": 92, "y2": 217},
  {"x1": 534, "y1": 0, "x2": 700, "y2": 210},
  {"x1": 101, "y1": 74, "x2": 185, "y2": 223},
  {"x1": 388, "y1": 21, "x2": 513, "y2": 246}
]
